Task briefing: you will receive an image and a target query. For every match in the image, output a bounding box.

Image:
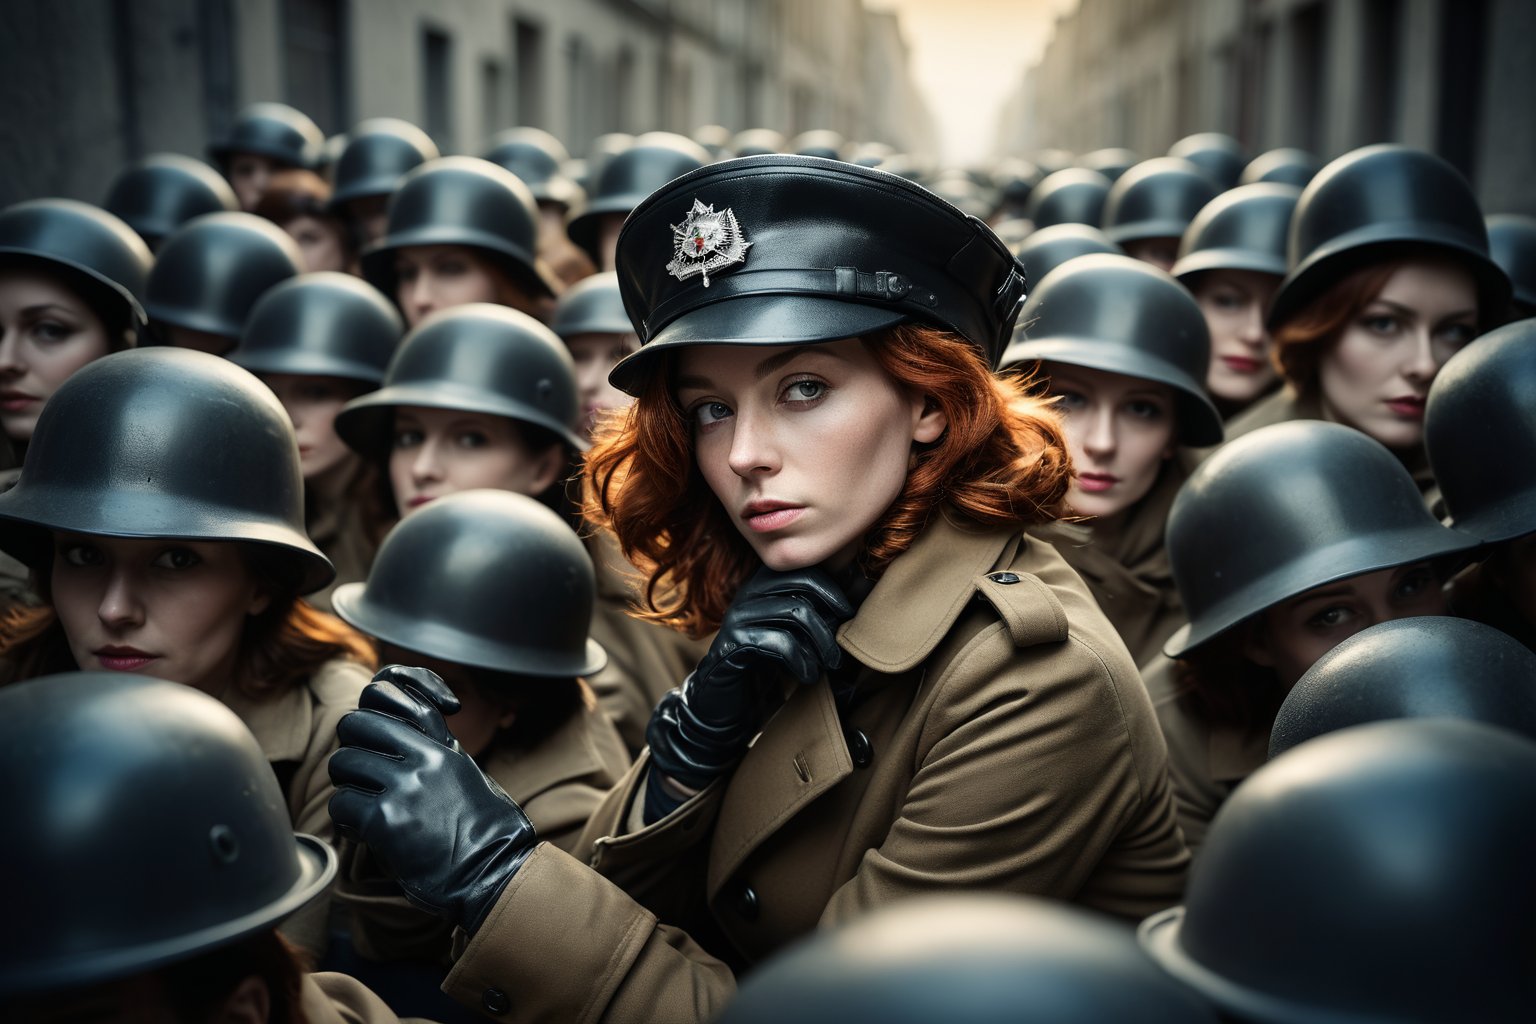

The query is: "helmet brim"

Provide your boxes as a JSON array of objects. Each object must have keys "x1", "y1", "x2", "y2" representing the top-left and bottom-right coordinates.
[
  {"x1": 1172, "y1": 249, "x2": 1288, "y2": 280},
  {"x1": 335, "y1": 382, "x2": 588, "y2": 458},
  {"x1": 227, "y1": 347, "x2": 386, "y2": 386},
  {"x1": 361, "y1": 227, "x2": 560, "y2": 301}
]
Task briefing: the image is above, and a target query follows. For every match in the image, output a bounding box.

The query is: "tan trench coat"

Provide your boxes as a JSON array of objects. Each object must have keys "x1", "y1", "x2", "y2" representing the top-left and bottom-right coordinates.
[
  {"x1": 302, "y1": 971, "x2": 438, "y2": 1024},
  {"x1": 0, "y1": 467, "x2": 34, "y2": 609},
  {"x1": 441, "y1": 512, "x2": 1189, "y2": 1022},
  {"x1": 304, "y1": 470, "x2": 381, "y2": 615}
]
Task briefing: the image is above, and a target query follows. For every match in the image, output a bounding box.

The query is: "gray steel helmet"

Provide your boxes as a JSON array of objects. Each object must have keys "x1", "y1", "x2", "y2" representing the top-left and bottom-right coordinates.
[
  {"x1": 1424, "y1": 317, "x2": 1536, "y2": 543},
  {"x1": 790, "y1": 129, "x2": 847, "y2": 161},
  {"x1": 1485, "y1": 213, "x2": 1536, "y2": 313},
  {"x1": 1101, "y1": 157, "x2": 1220, "y2": 246},
  {"x1": 0, "y1": 348, "x2": 333, "y2": 593},
  {"x1": 208, "y1": 101, "x2": 325, "y2": 170},
  {"x1": 102, "y1": 154, "x2": 239, "y2": 249},
  {"x1": 0, "y1": 198, "x2": 153, "y2": 330},
  {"x1": 1171, "y1": 182, "x2": 1302, "y2": 280},
  {"x1": 484, "y1": 127, "x2": 584, "y2": 209},
  {"x1": 1167, "y1": 132, "x2": 1246, "y2": 190},
  {"x1": 1079, "y1": 147, "x2": 1139, "y2": 182},
  {"x1": 335, "y1": 302, "x2": 585, "y2": 457},
  {"x1": 994, "y1": 158, "x2": 1044, "y2": 215},
  {"x1": 333, "y1": 490, "x2": 606, "y2": 678},
  {"x1": 329, "y1": 118, "x2": 440, "y2": 207},
  {"x1": 1163, "y1": 421, "x2": 1478, "y2": 657},
  {"x1": 731, "y1": 128, "x2": 785, "y2": 158},
  {"x1": 0, "y1": 673, "x2": 335, "y2": 998},
  {"x1": 719, "y1": 894, "x2": 1218, "y2": 1024},
  {"x1": 1269, "y1": 617, "x2": 1536, "y2": 758},
  {"x1": 574, "y1": 132, "x2": 637, "y2": 192},
  {"x1": 1015, "y1": 223, "x2": 1122, "y2": 288},
  {"x1": 1024, "y1": 168, "x2": 1112, "y2": 229},
  {"x1": 1001, "y1": 253, "x2": 1223, "y2": 446},
  {"x1": 144, "y1": 211, "x2": 303, "y2": 340},
  {"x1": 1239, "y1": 147, "x2": 1321, "y2": 188},
  {"x1": 567, "y1": 141, "x2": 711, "y2": 261},
  {"x1": 551, "y1": 271, "x2": 631, "y2": 339},
  {"x1": 692, "y1": 123, "x2": 734, "y2": 159},
  {"x1": 361, "y1": 156, "x2": 559, "y2": 302},
  {"x1": 228, "y1": 272, "x2": 404, "y2": 385},
  {"x1": 1140, "y1": 718, "x2": 1536, "y2": 1023},
  {"x1": 608, "y1": 156, "x2": 1027, "y2": 395},
  {"x1": 1268, "y1": 144, "x2": 1511, "y2": 331}
]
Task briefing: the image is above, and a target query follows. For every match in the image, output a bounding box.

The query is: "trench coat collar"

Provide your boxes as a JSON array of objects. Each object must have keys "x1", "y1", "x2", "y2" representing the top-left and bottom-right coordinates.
[
  {"x1": 1208, "y1": 721, "x2": 1269, "y2": 784},
  {"x1": 480, "y1": 704, "x2": 613, "y2": 802},
  {"x1": 218, "y1": 678, "x2": 314, "y2": 765},
  {"x1": 838, "y1": 508, "x2": 1018, "y2": 675}
]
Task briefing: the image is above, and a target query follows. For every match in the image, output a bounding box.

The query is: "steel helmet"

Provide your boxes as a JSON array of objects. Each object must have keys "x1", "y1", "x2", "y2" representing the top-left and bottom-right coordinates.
[
  {"x1": 719, "y1": 894, "x2": 1218, "y2": 1024},
  {"x1": 1268, "y1": 144, "x2": 1510, "y2": 330},
  {"x1": 1014, "y1": 224, "x2": 1122, "y2": 289},
  {"x1": 0, "y1": 673, "x2": 335, "y2": 998},
  {"x1": 1033, "y1": 148, "x2": 1075, "y2": 176},
  {"x1": 0, "y1": 198, "x2": 153, "y2": 330},
  {"x1": 1101, "y1": 157, "x2": 1220, "y2": 246},
  {"x1": 1002, "y1": 253, "x2": 1223, "y2": 446},
  {"x1": 1024, "y1": 168, "x2": 1112, "y2": 229},
  {"x1": 1140, "y1": 718, "x2": 1536, "y2": 1023},
  {"x1": 360, "y1": 156, "x2": 559, "y2": 302},
  {"x1": 692, "y1": 123, "x2": 734, "y2": 159},
  {"x1": 0, "y1": 348, "x2": 333, "y2": 593},
  {"x1": 993, "y1": 158, "x2": 1044, "y2": 216},
  {"x1": 551, "y1": 271, "x2": 631, "y2": 338},
  {"x1": 484, "y1": 127, "x2": 585, "y2": 210},
  {"x1": 731, "y1": 128, "x2": 785, "y2": 157},
  {"x1": 1424, "y1": 317, "x2": 1536, "y2": 543},
  {"x1": 1163, "y1": 421, "x2": 1477, "y2": 657},
  {"x1": 567, "y1": 139, "x2": 711, "y2": 262},
  {"x1": 228, "y1": 272, "x2": 404, "y2": 385},
  {"x1": 1269, "y1": 616, "x2": 1536, "y2": 758},
  {"x1": 208, "y1": 101, "x2": 325, "y2": 170},
  {"x1": 790, "y1": 129, "x2": 847, "y2": 161},
  {"x1": 329, "y1": 118, "x2": 440, "y2": 207},
  {"x1": 144, "y1": 211, "x2": 303, "y2": 341},
  {"x1": 1079, "y1": 147, "x2": 1139, "y2": 183},
  {"x1": 102, "y1": 153, "x2": 239, "y2": 249},
  {"x1": 335, "y1": 302, "x2": 585, "y2": 457},
  {"x1": 333, "y1": 490, "x2": 606, "y2": 678},
  {"x1": 1171, "y1": 182, "x2": 1302, "y2": 281},
  {"x1": 1485, "y1": 213, "x2": 1536, "y2": 313},
  {"x1": 849, "y1": 141, "x2": 896, "y2": 169},
  {"x1": 1239, "y1": 147, "x2": 1321, "y2": 188},
  {"x1": 574, "y1": 131, "x2": 637, "y2": 192},
  {"x1": 608, "y1": 156, "x2": 1027, "y2": 395},
  {"x1": 1167, "y1": 132, "x2": 1245, "y2": 189}
]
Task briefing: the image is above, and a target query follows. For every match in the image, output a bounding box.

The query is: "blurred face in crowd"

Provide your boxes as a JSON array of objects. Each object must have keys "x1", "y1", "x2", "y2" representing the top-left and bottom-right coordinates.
[
  {"x1": 1122, "y1": 236, "x2": 1181, "y2": 272},
  {"x1": 565, "y1": 331, "x2": 638, "y2": 441},
  {"x1": 1190, "y1": 268, "x2": 1281, "y2": 406},
  {"x1": 346, "y1": 194, "x2": 392, "y2": 250},
  {"x1": 259, "y1": 373, "x2": 362, "y2": 482},
  {"x1": 281, "y1": 215, "x2": 350, "y2": 274},
  {"x1": 393, "y1": 245, "x2": 533, "y2": 327},
  {"x1": 51, "y1": 534, "x2": 270, "y2": 695},
  {"x1": 1244, "y1": 561, "x2": 1445, "y2": 690},
  {"x1": 0, "y1": 269, "x2": 114, "y2": 442},
  {"x1": 1046, "y1": 363, "x2": 1177, "y2": 520},
  {"x1": 387, "y1": 405, "x2": 565, "y2": 517},
  {"x1": 676, "y1": 338, "x2": 945, "y2": 572},
  {"x1": 596, "y1": 213, "x2": 626, "y2": 273},
  {"x1": 378, "y1": 645, "x2": 517, "y2": 760},
  {"x1": 227, "y1": 152, "x2": 278, "y2": 212},
  {"x1": 1318, "y1": 261, "x2": 1477, "y2": 451}
]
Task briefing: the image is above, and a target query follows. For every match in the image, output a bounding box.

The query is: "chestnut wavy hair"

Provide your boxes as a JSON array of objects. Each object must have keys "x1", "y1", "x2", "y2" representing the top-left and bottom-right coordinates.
[
  {"x1": 1272, "y1": 261, "x2": 1402, "y2": 396},
  {"x1": 583, "y1": 323, "x2": 1073, "y2": 637},
  {"x1": 0, "y1": 541, "x2": 375, "y2": 693}
]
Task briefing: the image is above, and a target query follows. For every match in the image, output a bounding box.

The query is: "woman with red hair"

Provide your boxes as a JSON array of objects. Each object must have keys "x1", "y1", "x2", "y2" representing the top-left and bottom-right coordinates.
[{"x1": 329, "y1": 156, "x2": 1189, "y2": 1022}]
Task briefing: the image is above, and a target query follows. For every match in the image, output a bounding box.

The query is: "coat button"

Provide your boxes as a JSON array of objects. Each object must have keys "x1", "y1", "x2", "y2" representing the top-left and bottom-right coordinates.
[
  {"x1": 735, "y1": 883, "x2": 760, "y2": 921},
  {"x1": 482, "y1": 988, "x2": 511, "y2": 1015},
  {"x1": 988, "y1": 571, "x2": 1021, "y2": 584},
  {"x1": 845, "y1": 726, "x2": 873, "y2": 768}
]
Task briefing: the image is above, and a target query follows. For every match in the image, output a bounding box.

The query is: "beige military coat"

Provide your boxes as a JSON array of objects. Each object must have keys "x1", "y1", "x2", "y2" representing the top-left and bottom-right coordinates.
[{"x1": 441, "y1": 511, "x2": 1189, "y2": 1022}]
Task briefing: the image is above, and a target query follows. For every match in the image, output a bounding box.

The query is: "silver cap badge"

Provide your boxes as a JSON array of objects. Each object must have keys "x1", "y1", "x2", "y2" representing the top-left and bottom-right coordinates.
[{"x1": 666, "y1": 199, "x2": 751, "y2": 287}]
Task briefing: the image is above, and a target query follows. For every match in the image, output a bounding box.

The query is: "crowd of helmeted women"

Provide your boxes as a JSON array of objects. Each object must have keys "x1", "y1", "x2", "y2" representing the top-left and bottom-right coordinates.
[{"x1": 0, "y1": 101, "x2": 1533, "y2": 1023}]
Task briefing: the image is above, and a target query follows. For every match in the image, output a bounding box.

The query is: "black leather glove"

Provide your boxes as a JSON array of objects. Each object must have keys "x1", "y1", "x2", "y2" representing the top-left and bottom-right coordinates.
[
  {"x1": 329, "y1": 666, "x2": 536, "y2": 933},
  {"x1": 644, "y1": 566, "x2": 852, "y2": 821}
]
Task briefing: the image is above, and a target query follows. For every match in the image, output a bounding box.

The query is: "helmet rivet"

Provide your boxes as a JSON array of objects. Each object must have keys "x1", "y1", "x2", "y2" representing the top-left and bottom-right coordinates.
[
  {"x1": 537, "y1": 378, "x2": 553, "y2": 403},
  {"x1": 209, "y1": 824, "x2": 240, "y2": 865}
]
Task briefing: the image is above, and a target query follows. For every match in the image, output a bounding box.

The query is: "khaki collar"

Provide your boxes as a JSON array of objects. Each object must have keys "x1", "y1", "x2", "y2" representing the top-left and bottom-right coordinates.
[
  {"x1": 839, "y1": 510, "x2": 1016, "y2": 675},
  {"x1": 218, "y1": 681, "x2": 314, "y2": 765},
  {"x1": 1208, "y1": 721, "x2": 1270, "y2": 783},
  {"x1": 480, "y1": 705, "x2": 612, "y2": 801}
]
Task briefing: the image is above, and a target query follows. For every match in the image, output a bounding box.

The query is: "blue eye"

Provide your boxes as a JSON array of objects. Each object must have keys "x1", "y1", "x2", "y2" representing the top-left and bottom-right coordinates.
[
  {"x1": 392, "y1": 429, "x2": 424, "y2": 449},
  {"x1": 60, "y1": 543, "x2": 104, "y2": 567},
  {"x1": 693, "y1": 401, "x2": 732, "y2": 426},
  {"x1": 153, "y1": 547, "x2": 202, "y2": 570},
  {"x1": 1306, "y1": 605, "x2": 1355, "y2": 629},
  {"x1": 783, "y1": 380, "x2": 826, "y2": 404},
  {"x1": 1126, "y1": 399, "x2": 1166, "y2": 420},
  {"x1": 1052, "y1": 390, "x2": 1087, "y2": 411}
]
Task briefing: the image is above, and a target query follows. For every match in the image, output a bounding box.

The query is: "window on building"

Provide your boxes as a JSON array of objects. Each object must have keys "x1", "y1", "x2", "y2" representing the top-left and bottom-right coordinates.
[
  {"x1": 1360, "y1": 0, "x2": 1403, "y2": 142},
  {"x1": 514, "y1": 18, "x2": 544, "y2": 127},
  {"x1": 1290, "y1": 1, "x2": 1325, "y2": 153},
  {"x1": 282, "y1": 0, "x2": 348, "y2": 133},
  {"x1": 614, "y1": 46, "x2": 634, "y2": 133},
  {"x1": 421, "y1": 26, "x2": 453, "y2": 152},
  {"x1": 483, "y1": 58, "x2": 506, "y2": 140},
  {"x1": 566, "y1": 35, "x2": 590, "y2": 153},
  {"x1": 1436, "y1": 0, "x2": 1488, "y2": 180}
]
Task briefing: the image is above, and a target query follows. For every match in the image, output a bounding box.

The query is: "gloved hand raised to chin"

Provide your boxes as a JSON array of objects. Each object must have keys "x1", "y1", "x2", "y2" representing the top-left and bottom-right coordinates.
[
  {"x1": 328, "y1": 665, "x2": 537, "y2": 933},
  {"x1": 644, "y1": 565, "x2": 853, "y2": 822}
]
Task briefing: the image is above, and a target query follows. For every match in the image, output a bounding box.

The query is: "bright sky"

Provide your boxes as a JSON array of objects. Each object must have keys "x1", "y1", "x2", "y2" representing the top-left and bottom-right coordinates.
[{"x1": 865, "y1": 0, "x2": 1079, "y2": 167}]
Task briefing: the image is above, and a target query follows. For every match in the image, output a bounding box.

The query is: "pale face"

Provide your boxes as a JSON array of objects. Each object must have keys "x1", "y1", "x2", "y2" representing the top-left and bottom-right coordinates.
[
  {"x1": 676, "y1": 338, "x2": 946, "y2": 571},
  {"x1": 565, "y1": 331, "x2": 638, "y2": 441},
  {"x1": 51, "y1": 534, "x2": 270, "y2": 695},
  {"x1": 0, "y1": 270, "x2": 114, "y2": 442},
  {"x1": 596, "y1": 213, "x2": 625, "y2": 273},
  {"x1": 387, "y1": 405, "x2": 565, "y2": 516},
  {"x1": 283, "y1": 214, "x2": 349, "y2": 273},
  {"x1": 259, "y1": 373, "x2": 361, "y2": 481},
  {"x1": 227, "y1": 152, "x2": 277, "y2": 212},
  {"x1": 1046, "y1": 363, "x2": 1177, "y2": 520},
  {"x1": 394, "y1": 245, "x2": 530, "y2": 327},
  {"x1": 1245, "y1": 562, "x2": 1446, "y2": 690},
  {"x1": 1191, "y1": 268, "x2": 1282, "y2": 405},
  {"x1": 377, "y1": 645, "x2": 518, "y2": 760},
  {"x1": 1318, "y1": 262, "x2": 1478, "y2": 451},
  {"x1": 1122, "y1": 236, "x2": 1181, "y2": 272}
]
